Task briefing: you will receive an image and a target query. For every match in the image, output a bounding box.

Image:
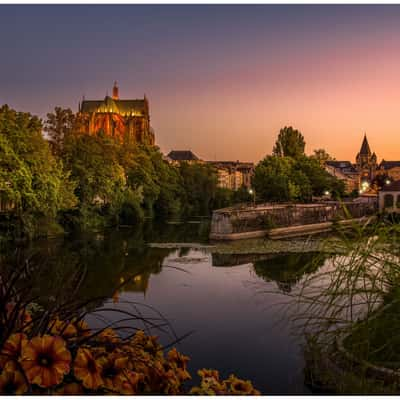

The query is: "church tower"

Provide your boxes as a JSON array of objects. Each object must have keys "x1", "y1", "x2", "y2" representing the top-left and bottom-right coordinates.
[{"x1": 356, "y1": 133, "x2": 377, "y2": 182}]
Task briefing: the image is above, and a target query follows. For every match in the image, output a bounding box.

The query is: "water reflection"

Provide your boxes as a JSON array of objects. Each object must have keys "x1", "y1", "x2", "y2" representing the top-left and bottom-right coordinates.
[{"x1": 1, "y1": 222, "x2": 329, "y2": 394}]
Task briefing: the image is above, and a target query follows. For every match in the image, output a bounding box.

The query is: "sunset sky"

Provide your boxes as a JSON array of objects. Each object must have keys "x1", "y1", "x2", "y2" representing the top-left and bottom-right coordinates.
[{"x1": 1, "y1": 5, "x2": 400, "y2": 163}]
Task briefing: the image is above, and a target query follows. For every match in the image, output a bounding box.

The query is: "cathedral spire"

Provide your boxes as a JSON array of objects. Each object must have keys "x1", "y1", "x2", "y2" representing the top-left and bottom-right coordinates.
[
  {"x1": 112, "y1": 81, "x2": 119, "y2": 100},
  {"x1": 359, "y1": 132, "x2": 371, "y2": 156}
]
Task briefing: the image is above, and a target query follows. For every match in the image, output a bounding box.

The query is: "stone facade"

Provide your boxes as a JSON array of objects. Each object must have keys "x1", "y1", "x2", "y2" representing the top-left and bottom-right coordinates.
[
  {"x1": 207, "y1": 161, "x2": 254, "y2": 190},
  {"x1": 78, "y1": 82, "x2": 155, "y2": 145},
  {"x1": 210, "y1": 201, "x2": 377, "y2": 239}
]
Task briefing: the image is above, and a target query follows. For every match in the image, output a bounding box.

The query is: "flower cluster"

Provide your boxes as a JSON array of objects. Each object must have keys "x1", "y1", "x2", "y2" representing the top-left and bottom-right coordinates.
[
  {"x1": 190, "y1": 369, "x2": 260, "y2": 395},
  {"x1": 0, "y1": 306, "x2": 260, "y2": 395}
]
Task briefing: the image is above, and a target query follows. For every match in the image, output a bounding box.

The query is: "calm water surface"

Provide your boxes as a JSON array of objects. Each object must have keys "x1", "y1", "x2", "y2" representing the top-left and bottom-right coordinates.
[{"x1": 8, "y1": 221, "x2": 329, "y2": 394}]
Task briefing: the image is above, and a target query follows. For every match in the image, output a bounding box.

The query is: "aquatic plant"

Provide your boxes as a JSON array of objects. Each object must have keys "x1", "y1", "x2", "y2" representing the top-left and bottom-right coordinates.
[{"x1": 290, "y1": 218, "x2": 400, "y2": 393}]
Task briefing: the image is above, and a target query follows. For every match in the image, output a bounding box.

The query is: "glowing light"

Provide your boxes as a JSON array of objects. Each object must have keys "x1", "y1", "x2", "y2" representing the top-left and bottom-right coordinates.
[{"x1": 385, "y1": 179, "x2": 391, "y2": 185}]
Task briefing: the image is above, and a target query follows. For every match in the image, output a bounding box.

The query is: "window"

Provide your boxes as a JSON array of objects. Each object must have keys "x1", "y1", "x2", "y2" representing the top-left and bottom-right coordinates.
[{"x1": 384, "y1": 194, "x2": 394, "y2": 208}]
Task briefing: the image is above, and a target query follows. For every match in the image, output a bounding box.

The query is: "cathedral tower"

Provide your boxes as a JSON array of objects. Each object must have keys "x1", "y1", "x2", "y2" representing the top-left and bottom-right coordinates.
[
  {"x1": 356, "y1": 133, "x2": 377, "y2": 182},
  {"x1": 112, "y1": 81, "x2": 119, "y2": 100}
]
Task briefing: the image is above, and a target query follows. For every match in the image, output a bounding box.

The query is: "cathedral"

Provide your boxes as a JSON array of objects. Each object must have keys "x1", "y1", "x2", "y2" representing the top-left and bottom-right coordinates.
[{"x1": 78, "y1": 82, "x2": 155, "y2": 145}]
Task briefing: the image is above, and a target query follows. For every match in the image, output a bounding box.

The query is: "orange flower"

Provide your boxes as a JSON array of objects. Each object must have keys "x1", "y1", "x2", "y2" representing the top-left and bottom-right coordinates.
[
  {"x1": 98, "y1": 353, "x2": 129, "y2": 391},
  {"x1": 167, "y1": 347, "x2": 190, "y2": 370},
  {"x1": 198, "y1": 368, "x2": 220, "y2": 381},
  {"x1": 224, "y1": 374, "x2": 260, "y2": 395},
  {"x1": 20, "y1": 335, "x2": 71, "y2": 388},
  {"x1": 50, "y1": 318, "x2": 77, "y2": 339},
  {"x1": 119, "y1": 371, "x2": 143, "y2": 395},
  {"x1": 74, "y1": 319, "x2": 91, "y2": 337},
  {"x1": 56, "y1": 382, "x2": 84, "y2": 394},
  {"x1": 97, "y1": 328, "x2": 120, "y2": 343},
  {"x1": 0, "y1": 370, "x2": 28, "y2": 394},
  {"x1": 0, "y1": 333, "x2": 27, "y2": 368},
  {"x1": 162, "y1": 369, "x2": 182, "y2": 394},
  {"x1": 74, "y1": 348, "x2": 103, "y2": 390}
]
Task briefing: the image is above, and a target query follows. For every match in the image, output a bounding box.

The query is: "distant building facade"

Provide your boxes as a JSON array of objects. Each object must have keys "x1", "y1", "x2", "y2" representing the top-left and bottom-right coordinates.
[
  {"x1": 379, "y1": 180, "x2": 400, "y2": 212},
  {"x1": 325, "y1": 134, "x2": 378, "y2": 192},
  {"x1": 377, "y1": 161, "x2": 400, "y2": 182},
  {"x1": 165, "y1": 151, "x2": 254, "y2": 191},
  {"x1": 207, "y1": 161, "x2": 254, "y2": 190},
  {"x1": 78, "y1": 82, "x2": 155, "y2": 145},
  {"x1": 325, "y1": 161, "x2": 360, "y2": 192}
]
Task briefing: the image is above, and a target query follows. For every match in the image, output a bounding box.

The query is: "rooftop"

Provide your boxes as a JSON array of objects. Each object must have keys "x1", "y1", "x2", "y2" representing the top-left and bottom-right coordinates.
[
  {"x1": 80, "y1": 96, "x2": 147, "y2": 115},
  {"x1": 167, "y1": 150, "x2": 200, "y2": 161},
  {"x1": 379, "y1": 160, "x2": 400, "y2": 170}
]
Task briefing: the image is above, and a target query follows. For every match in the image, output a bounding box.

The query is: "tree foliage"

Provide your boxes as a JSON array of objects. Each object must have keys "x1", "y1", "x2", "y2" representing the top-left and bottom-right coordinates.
[
  {"x1": 272, "y1": 126, "x2": 305, "y2": 159},
  {"x1": 0, "y1": 105, "x2": 77, "y2": 238},
  {"x1": 311, "y1": 148, "x2": 334, "y2": 166},
  {"x1": 254, "y1": 129, "x2": 345, "y2": 203}
]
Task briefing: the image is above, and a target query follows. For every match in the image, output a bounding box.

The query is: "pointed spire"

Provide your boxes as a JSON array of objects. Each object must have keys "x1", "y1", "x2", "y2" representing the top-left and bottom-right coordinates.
[
  {"x1": 359, "y1": 132, "x2": 371, "y2": 156},
  {"x1": 112, "y1": 81, "x2": 119, "y2": 100}
]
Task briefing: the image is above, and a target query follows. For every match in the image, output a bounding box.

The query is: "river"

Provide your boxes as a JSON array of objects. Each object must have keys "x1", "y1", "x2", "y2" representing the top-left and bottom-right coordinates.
[{"x1": 3, "y1": 220, "x2": 332, "y2": 394}]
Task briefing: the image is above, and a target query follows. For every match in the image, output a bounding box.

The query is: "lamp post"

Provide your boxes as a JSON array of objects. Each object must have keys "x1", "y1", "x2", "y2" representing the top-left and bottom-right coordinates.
[{"x1": 249, "y1": 188, "x2": 256, "y2": 207}]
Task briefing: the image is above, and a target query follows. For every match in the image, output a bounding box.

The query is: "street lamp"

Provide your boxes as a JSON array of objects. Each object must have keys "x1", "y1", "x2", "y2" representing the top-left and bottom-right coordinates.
[{"x1": 248, "y1": 188, "x2": 256, "y2": 207}]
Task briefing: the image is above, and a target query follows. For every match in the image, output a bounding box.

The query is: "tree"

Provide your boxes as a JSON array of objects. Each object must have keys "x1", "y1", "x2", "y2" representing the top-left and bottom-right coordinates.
[
  {"x1": 252, "y1": 154, "x2": 345, "y2": 203},
  {"x1": 179, "y1": 163, "x2": 218, "y2": 216},
  {"x1": 273, "y1": 126, "x2": 305, "y2": 159},
  {"x1": 252, "y1": 156, "x2": 296, "y2": 202},
  {"x1": 311, "y1": 148, "x2": 334, "y2": 166},
  {"x1": 44, "y1": 107, "x2": 79, "y2": 156},
  {"x1": 62, "y1": 132, "x2": 132, "y2": 230},
  {"x1": 0, "y1": 104, "x2": 77, "y2": 237}
]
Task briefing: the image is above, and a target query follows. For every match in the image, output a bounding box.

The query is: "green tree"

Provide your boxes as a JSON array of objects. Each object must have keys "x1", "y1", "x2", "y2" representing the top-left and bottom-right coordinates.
[
  {"x1": 252, "y1": 156, "x2": 295, "y2": 202},
  {"x1": 44, "y1": 107, "x2": 79, "y2": 156},
  {"x1": 252, "y1": 154, "x2": 344, "y2": 203},
  {"x1": 179, "y1": 163, "x2": 218, "y2": 216},
  {"x1": 0, "y1": 104, "x2": 77, "y2": 238},
  {"x1": 311, "y1": 148, "x2": 334, "y2": 166},
  {"x1": 295, "y1": 156, "x2": 345, "y2": 198},
  {"x1": 62, "y1": 132, "x2": 132, "y2": 230},
  {"x1": 273, "y1": 126, "x2": 305, "y2": 159}
]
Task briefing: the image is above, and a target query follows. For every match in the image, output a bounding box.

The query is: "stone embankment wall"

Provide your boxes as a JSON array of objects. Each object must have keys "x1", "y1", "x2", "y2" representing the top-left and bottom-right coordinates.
[{"x1": 210, "y1": 201, "x2": 377, "y2": 240}]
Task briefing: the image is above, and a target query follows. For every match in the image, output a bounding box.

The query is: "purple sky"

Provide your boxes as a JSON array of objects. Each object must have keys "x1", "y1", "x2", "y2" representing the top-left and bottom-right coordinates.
[{"x1": 2, "y1": 5, "x2": 400, "y2": 162}]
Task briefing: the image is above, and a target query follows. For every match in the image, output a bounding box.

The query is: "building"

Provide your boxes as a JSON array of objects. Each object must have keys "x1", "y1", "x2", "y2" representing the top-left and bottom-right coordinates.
[
  {"x1": 377, "y1": 160, "x2": 400, "y2": 182},
  {"x1": 325, "y1": 134, "x2": 377, "y2": 192},
  {"x1": 325, "y1": 161, "x2": 360, "y2": 192},
  {"x1": 164, "y1": 153, "x2": 254, "y2": 191},
  {"x1": 379, "y1": 180, "x2": 400, "y2": 212},
  {"x1": 207, "y1": 161, "x2": 254, "y2": 190},
  {"x1": 166, "y1": 150, "x2": 201, "y2": 165},
  {"x1": 355, "y1": 134, "x2": 377, "y2": 183},
  {"x1": 78, "y1": 82, "x2": 155, "y2": 145}
]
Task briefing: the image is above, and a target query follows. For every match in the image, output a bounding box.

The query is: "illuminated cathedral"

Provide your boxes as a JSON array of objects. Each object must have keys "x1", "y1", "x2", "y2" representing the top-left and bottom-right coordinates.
[{"x1": 78, "y1": 82, "x2": 155, "y2": 145}]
